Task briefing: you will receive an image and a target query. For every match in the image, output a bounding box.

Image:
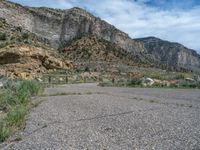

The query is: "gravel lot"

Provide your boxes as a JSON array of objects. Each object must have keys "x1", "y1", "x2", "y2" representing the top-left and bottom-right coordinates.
[{"x1": 1, "y1": 83, "x2": 200, "y2": 150}]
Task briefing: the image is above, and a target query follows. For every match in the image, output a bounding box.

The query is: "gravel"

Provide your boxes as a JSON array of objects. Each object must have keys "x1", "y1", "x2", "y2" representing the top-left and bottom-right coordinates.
[{"x1": 1, "y1": 83, "x2": 200, "y2": 150}]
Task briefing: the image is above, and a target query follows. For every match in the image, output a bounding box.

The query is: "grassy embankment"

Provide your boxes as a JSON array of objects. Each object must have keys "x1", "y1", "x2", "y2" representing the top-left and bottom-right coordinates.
[{"x1": 0, "y1": 80, "x2": 43, "y2": 142}]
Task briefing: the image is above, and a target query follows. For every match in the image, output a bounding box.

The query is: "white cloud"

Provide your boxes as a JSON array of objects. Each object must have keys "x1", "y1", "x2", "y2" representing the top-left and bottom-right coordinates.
[{"x1": 57, "y1": 0, "x2": 73, "y2": 8}]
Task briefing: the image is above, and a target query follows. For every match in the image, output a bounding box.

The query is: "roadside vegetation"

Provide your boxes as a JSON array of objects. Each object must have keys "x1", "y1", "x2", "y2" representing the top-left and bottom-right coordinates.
[
  {"x1": 41, "y1": 68, "x2": 200, "y2": 89},
  {"x1": 99, "y1": 77, "x2": 200, "y2": 89},
  {"x1": 0, "y1": 79, "x2": 43, "y2": 142},
  {"x1": 98, "y1": 73, "x2": 200, "y2": 89}
]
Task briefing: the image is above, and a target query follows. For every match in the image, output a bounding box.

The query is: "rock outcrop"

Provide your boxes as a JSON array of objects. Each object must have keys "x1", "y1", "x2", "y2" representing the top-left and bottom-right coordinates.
[
  {"x1": 135, "y1": 37, "x2": 200, "y2": 71},
  {"x1": 0, "y1": 17, "x2": 72, "y2": 79},
  {"x1": 0, "y1": 44, "x2": 72, "y2": 79}
]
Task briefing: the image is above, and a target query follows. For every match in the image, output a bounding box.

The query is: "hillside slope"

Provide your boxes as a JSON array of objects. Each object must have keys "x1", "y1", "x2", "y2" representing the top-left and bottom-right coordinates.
[
  {"x1": 60, "y1": 34, "x2": 192, "y2": 72},
  {"x1": 60, "y1": 34, "x2": 153, "y2": 64}
]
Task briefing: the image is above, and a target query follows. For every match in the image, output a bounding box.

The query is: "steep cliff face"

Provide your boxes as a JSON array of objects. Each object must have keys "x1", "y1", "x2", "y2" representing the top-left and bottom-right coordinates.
[
  {"x1": 0, "y1": 16, "x2": 72, "y2": 79},
  {"x1": 135, "y1": 37, "x2": 200, "y2": 70},
  {"x1": 0, "y1": 1, "x2": 62, "y2": 46},
  {"x1": 0, "y1": 1, "x2": 145, "y2": 53},
  {"x1": 1, "y1": 1, "x2": 200, "y2": 72}
]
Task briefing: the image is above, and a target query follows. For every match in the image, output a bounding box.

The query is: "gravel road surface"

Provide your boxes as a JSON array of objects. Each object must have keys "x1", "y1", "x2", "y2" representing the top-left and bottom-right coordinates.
[{"x1": 1, "y1": 83, "x2": 200, "y2": 150}]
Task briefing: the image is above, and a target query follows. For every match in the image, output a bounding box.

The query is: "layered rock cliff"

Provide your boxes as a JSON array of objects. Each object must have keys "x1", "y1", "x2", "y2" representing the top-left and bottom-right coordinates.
[
  {"x1": 0, "y1": 1, "x2": 145, "y2": 53},
  {"x1": 0, "y1": 45, "x2": 72, "y2": 78},
  {"x1": 0, "y1": 16, "x2": 72, "y2": 79},
  {"x1": 135, "y1": 37, "x2": 200, "y2": 71}
]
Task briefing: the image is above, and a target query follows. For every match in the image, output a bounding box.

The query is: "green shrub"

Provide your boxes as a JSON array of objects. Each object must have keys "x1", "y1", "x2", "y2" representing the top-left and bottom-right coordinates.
[
  {"x1": 16, "y1": 80, "x2": 42, "y2": 96},
  {"x1": 0, "y1": 90, "x2": 18, "y2": 111},
  {"x1": 0, "y1": 121, "x2": 10, "y2": 142},
  {"x1": 175, "y1": 74, "x2": 186, "y2": 80},
  {"x1": 169, "y1": 83, "x2": 179, "y2": 88},
  {"x1": 6, "y1": 105, "x2": 27, "y2": 127},
  {"x1": 16, "y1": 88, "x2": 30, "y2": 104},
  {"x1": 180, "y1": 81, "x2": 197, "y2": 88},
  {"x1": 0, "y1": 32, "x2": 6, "y2": 41},
  {"x1": 84, "y1": 66, "x2": 90, "y2": 72},
  {"x1": 0, "y1": 79, "x2": 43, "y2": 142},
  {"x1": 3, "y1": 79, "x2": 17, "y2": 91},
  {"x1": 127, "y1": 78, "x2": 142, "y2": 87},
  {"x1": 152, "y1": 82, "x2": 165, "y2": 88},
  {"x1": 0, "y1": 81, "x2": 39, "y2": 111},
  {"x1": 116, "y1": 79, "x2": 127, "y2": 87},
  {"x1": 0, "y1": 43, "x2": 8, "y2": 48},
  {"x1": 22, "y1": 32, "x2": 29, "y2": 40}
]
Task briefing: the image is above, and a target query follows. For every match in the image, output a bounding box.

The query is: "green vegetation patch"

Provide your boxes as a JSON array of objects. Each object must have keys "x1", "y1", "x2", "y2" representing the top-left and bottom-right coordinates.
[
  {"x1": 0, "y1": 80, "x2": 43, "y2": 142},
  {"x1": 0, "y1": 32, "x2": 6, "y2": 41}
]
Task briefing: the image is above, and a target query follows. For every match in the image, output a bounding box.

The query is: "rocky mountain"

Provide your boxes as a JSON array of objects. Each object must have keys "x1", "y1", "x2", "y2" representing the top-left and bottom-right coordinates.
[
  {"x1": 0, "y1": 0, "x2": 145, "y2": 53},
  {"x1": 0, "y1": 17, "x2": 72, "y2": 79},
  {"x1": 135, "y1": 37, "x2": 200, "y2": 71},
  {"x1": 60, "y1": 34, "x2": 154, "y2": 65},
  {"x1": 59, "y1": 34, "x2": 191, "y2": 73},
  {"x1": 0, "y1": 0, "x2": 200, "y2": 73}
]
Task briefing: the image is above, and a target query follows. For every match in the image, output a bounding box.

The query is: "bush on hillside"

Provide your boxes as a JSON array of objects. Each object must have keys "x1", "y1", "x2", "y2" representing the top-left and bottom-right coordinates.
[
  {"x1": 22, "y1": 32, "x2": 29, "y2": 40},
  {"x1": 0, "y1": 32, "x2": 6, "y2": 41},
  {"x1": 126, "y1": 78, "x2": 142, "y2": 87},
  {"x1": 175, "y1": 74, "x2": 186, "y2": 80}
]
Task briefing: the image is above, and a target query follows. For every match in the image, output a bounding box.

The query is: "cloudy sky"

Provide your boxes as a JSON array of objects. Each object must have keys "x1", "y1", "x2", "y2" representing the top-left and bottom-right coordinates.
[{"x1": 10, "y1": 0, "x2": 200, "y2": 53}]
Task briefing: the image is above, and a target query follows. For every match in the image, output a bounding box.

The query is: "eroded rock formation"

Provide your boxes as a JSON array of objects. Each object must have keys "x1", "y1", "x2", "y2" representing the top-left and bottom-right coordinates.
[{"x1": 0, "y1": 45, "x2": 72, "y2": 79}]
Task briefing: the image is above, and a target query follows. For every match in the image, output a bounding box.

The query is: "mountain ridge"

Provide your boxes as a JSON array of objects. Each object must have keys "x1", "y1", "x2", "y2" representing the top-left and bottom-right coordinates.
[
  {"x1": 0, "y1": 1, "x2": 145, "y2": 53},
  {"x1": 135, "y1": 37, "x2": 200, "y2": 71},
  {"x1": 0, "y1": 0, "x2": 200, "y2": 73}
]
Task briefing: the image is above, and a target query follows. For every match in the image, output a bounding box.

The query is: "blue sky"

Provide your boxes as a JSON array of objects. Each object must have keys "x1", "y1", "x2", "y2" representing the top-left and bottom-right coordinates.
[{"x1": 10, "y1": 0, "x2": 200, "y2": 52}]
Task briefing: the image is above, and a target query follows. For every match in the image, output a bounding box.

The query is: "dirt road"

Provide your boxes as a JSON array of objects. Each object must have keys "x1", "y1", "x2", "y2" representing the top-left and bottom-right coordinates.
[{"x1": 2, "y1": 83, "x2": 200, "y2": 150}]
